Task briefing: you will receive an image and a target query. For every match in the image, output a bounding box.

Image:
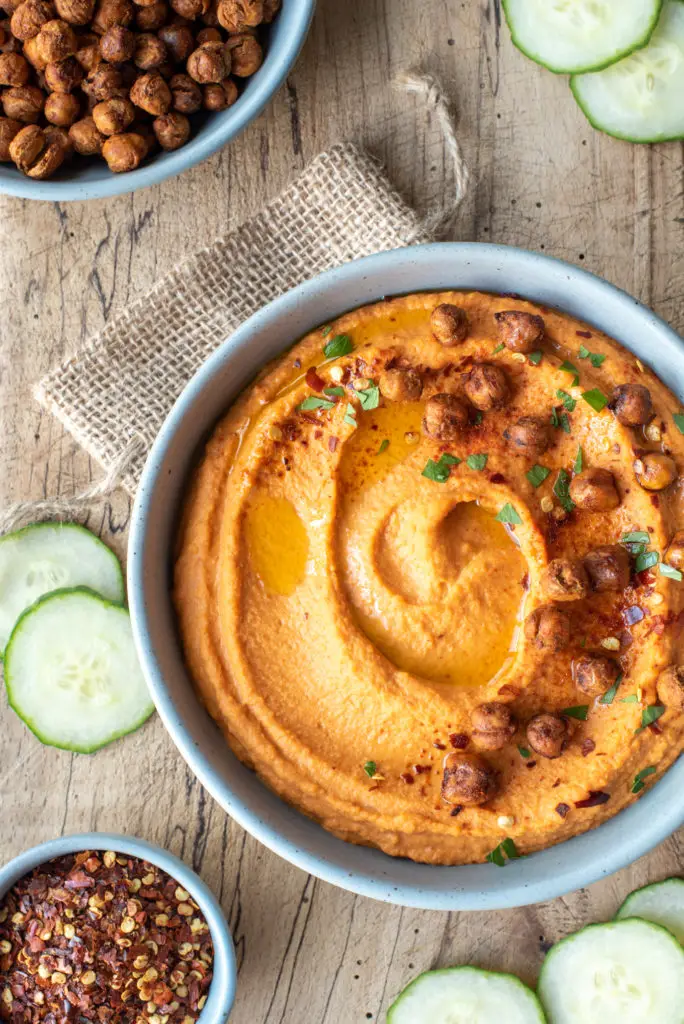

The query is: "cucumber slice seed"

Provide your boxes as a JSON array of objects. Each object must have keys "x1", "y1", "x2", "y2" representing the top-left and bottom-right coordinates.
[
  {"x1": 0, "y1": 522, "x2": 125, "y2": 657},
  {"x1": 538, "y1": 918, "x2": 684, "y2": 1023},
  {"x1": 387, "y1": 966, "x2": 546, "y2": 1024},
  {"x1": 5, "y1": 588, "x2": 154, "y2": 753},
  {"x1": 503, "y1": 0, "x2": 663, "y2": 75},
  {"x1": 617, "y1": 877, "x2": 684, "y2": 944},
  {"x1": 571, "y1": 1, "x2": 684, "y2": 143}
]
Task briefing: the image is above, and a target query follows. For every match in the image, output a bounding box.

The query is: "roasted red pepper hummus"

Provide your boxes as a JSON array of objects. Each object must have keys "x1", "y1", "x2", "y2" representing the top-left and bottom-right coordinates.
[{"x1": 174, "y1": 291, "x2": 684, "y2": 865}]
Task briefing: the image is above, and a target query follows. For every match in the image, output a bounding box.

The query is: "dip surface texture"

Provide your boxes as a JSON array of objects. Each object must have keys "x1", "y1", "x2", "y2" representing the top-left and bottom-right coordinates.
[{"x1": 175, "y1": 291, "x2": 684, "y2": 864}]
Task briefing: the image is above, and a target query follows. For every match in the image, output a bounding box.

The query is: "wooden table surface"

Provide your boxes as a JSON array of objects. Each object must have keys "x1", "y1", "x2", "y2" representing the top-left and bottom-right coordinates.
[{"x1": 2, "y1": 1, "x2": 684, "y2": 1020}]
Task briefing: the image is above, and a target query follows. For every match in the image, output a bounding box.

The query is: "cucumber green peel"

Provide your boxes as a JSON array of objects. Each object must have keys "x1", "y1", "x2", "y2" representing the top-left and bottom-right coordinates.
[
  {"x1": 387, "y1": 966, "x2": 546, "y2": 1023},
  {"x1": 503, "y1": 0, "x2": 663, "y2": 76}
]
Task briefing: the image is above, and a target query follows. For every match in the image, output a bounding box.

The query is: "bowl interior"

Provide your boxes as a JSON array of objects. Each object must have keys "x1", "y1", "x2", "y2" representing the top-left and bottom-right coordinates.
[
  {"x1": 0, "y1": 0, "x2": 315, "y2": 201},
  {"x1": 129, "y1": 242, "x2": 684, "y2": 910},
  {"x1": 0, "y1": 833, "x2": 237, "y2": 1022}
]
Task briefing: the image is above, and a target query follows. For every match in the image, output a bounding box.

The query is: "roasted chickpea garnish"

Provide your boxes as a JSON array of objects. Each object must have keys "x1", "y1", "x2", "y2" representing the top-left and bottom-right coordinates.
[
  {"x1": 665, "y1": 531, "x2": 684, "y2": 572},
  {"x1": 134, "y1": 0, "x2": 164, "y2": 27},
  {"x1": 133, "y1": 28, "x2": 164, "y2": 65},
  {"x1": 195, "y1": 23, "x2": 219, "y2": 41},
  {"x1": 129, "y1": 67, "x2": 169, "y2": 111},
  {"x1": 101, "y1": 126, "x2": 144, "y2": 168},
  {"x1": 169, "y1": 0, "x2": 207, "y2": 16},
  {"x1": 569, "y1": 467, "x2": 620, "y2": 512},
  {"x1": 429, "y1": 302, "x2": 469, "y2": 347},
  {"x1": 67, "y1": 111, "x2": 103, "y2": 151},
  {"x1": 574, "y1": 654, "x2": 620, "y2": 697},
  {"x1": 216, "y1": 0, "x2": 261, "y2": 31},
  {"x1": 422, "y1": 393, "x2": 469, "y2": 441},
  {"x1": 92, "y1": 93, "x2": 133, "y2": 132},
  {"x1": 44, "y1": 89, "x2": 79, "y2": 123},
  {"x1": 634, "y1": 452, "x2": 677, "y2": 492},
  {"x1": 471, "y1": 702, "x2": 516, "y2": 752},
  {"x1": 9, "y1": 121, "x2": 68, "y2": 175},
  {"x1": 156, "y1": 19, "x2": 191, "y2": 59},
  {"x1": 262, "y1": 0, "x2": 277, "y2": 18},
  {"x1": 657, "y1": 665, "x2": 684, "y2": 712},
  {"x1": 583, "y1": 544, "x2": 630, "y2": 592},
  {"x1": 151, "y1": 107, "x2": 186, "y2": 147},
  {"x1": 504, "y1": 415, "x2": 551, "y2": 457},
  {"x1": 44, "y1": 53, "x2": 82, "y2": 89},
  {"x1": 169, "y1": 68, "x2": 199, "y2": 110},
  {"x1": 610, "y1": 383, "x2": 653, "y2": 427},
  {"x1": 98, "y1": 21, "x2": 133, "y2": 58},
  {"x1": 0, "y1": 49, "x2": 29, "y2": 81},
  {"x1": 464, "y1": 363, "x2": 510, "y2": 411},
  {"x1": 54, "y1": 0, "x2": 94, "y2": 22},
  {"x1": 542, "y1": 558, "x2": 588, "y2": 602},
  {"x1": 0, "y1": 113, "x2": 21, "y2": 157},
  {"x1": 379, "y1": 367, "x2": 422, "y2": 403},
  {"x1": 441, "y1": 751, "x2": 499, "y2": 806},
  {"x1": 91, "y1": 0, "x2": 134, "y2": 32},
  {"x1": 186, "y1": 37, "x2": 227, "y2": 81},
  {"x1": 83, "y1": 61, "x2": 124, "y2": 98},
  {"x1": 32, "y1": 17, "x2": 76, "y2": 61},
  {"x1": 202, "y1": 76, "x2": 235, "y2": 109},
  {"x1": 494, "y1": 310, "x2": 544, "y2": 354},
  {"x1": 10, "y1": 0, "x2": 53, "y2": 41},
  {"x1": 526, "y1": 713, "x2": 572, "y2": 759},
  {"x1": 524, "y1": 604, "x2": 570, "y2": 651},
  {"x1": 2, "y1": 82, "x2": 43, "y2": 120}
]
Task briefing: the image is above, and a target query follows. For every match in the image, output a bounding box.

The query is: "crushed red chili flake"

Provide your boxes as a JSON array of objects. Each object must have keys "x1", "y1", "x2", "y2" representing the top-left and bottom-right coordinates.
[
  {"x1": 449, "y1": 733, "x2": 469, "y2": 750},
  {"x1": 305, "y1": 367, "x2": 326, "y2": 392},
  {"x1": 555, "y1": 803, "x2": 570, "y2": 818},
  {"x1": 412, "y1": 764, "x2": 431, "y2": 775},
  {"x1": 576, "y1": 330, "x2": 592, "y2": 339},
  {"x1": 400, "y1": 772, "x2": 415, "y2": 785},
  {"x1": 450, "y1": 805, "x2": 463, "y2": 818},
  {"x1": 433, "y1": 742, "x2": 446, "y2": 751},
  {"x1": 581, "y1": 739, "x2": 596, "y2": 757},
  {"x1": 328, "y1": 436, "x2": 339, "y2": 453},
  {"x1": 575, "y1": 791, "x2": 611, "y2": 809},
  {"x1": 0, "y1": 851, "x2": 213, "y2": 1023}
]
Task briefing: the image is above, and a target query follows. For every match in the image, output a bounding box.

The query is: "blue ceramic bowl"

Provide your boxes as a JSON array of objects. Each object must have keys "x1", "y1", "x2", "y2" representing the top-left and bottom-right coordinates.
[
  {"x1": 0, "y1": 0, "x2": 315, "y2": 202},
  {"x1": 129, "y1": 242, "x2": 684, "y2": 910},
  {"x1": 0, "y1": 833, "x2": 237, "y2": 1021}
]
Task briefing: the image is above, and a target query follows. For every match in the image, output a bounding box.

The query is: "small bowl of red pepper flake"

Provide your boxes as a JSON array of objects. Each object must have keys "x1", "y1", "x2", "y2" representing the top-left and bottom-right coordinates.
[{"x1": 0, "y1": 833, "x2": 236, "y2": 1024}]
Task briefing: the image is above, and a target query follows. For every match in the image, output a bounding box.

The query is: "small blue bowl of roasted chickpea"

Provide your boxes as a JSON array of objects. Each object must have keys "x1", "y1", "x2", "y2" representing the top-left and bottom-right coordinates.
[{"x1": 0, "y1": 833, "x2": 237, "y2": 1022}]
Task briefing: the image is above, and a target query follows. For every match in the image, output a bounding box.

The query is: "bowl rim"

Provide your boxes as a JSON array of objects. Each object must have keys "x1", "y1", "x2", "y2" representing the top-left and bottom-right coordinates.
[
  {"x1": 0, "y1": 0, "x2": 316, "y2": 202},
  {"x1": 0, "y1": 832, "x2": 237, "y2": 1022},
  {"x1": 129, "y1": 241, "x2": 684, "y2": 910}
]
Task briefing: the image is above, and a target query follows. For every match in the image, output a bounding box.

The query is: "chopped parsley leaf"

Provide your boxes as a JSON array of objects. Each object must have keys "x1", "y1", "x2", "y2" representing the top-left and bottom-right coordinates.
[
  {"x1": 486, "y1": 838, "x2": 519, "y2": 867},
  {"x1": 631, "y1": 766, "x2": 657, "y2": 794},
  {"x1": 574, "y1": 445, "x2": 583, "y2": 474},
  {"x1": 377, "y1": 439, "x2": 389, "y2": 455},
  {"x1": 422, "y1": 453, "x2": 461, "y2": 484},
  {"x1": 582, "y1": 388, "x2": 608, "y2": 412},
  {"x1": 553, "y1": 468, "x2": 575, "y2": 512},
  {"x1": 660, "y1": 562, "x2": 683, "y2": 581},
  {"x1": 526, "y1": 464, "x2": 550, "y2": 488},
  {"x1": 528, "y1": 351, "x2": 543, "y2": 366},
  {"x1": 323, "y1": 386, "x2": 345, "y2": 397},
  {"x1": 298, "y1": 396, "x2": 336, "y2": 412},
  {"x1": 578, "y1": 344, "x2": 607, "y2": 368},
  {"x1": 495, "y1": 503, "x2": 522, "y2": 525},
  {"x1": 466, "y1": 453, "x2": 488, "y2": 471},
  {"x1": 636, "y1": 705, "x2": 666, "y2": 734},
  {"x1": 557, "y1": 389, "x2": 576, "y2": 412},
  {"x1": 321, "y1": 325, "x2": 332, "y2": 336},
  {"x1": 492, "y1": 343, "x2": 505, "y2": 354},
  {"x1": 440, "y1": 454, "x2": 461, "y2": 465},
  {"x1": 635, "y1": 549, "x2": 659, "y2": 573},
  {"x1": 474, "y1": 411, "x2": 484, "y2": 425},
  {"x1": 599, "y1": 673, "x2": 623, "y2": 706},
  {"x1": 674, "y1": 413, "x2": 684, "y2": 434},
  {"x1": 363, "y1": 760, "x2": 377, "y2": 778},
  {"x1": 562, "y1": 705, "x2": 589, "y2": 721},
  {"x1": 622, "y1": 531, "x2": 650, "y2": 545},
  {"x1": 550, "y1": 407, "x2": 571, "y2": 433},
  {"x1": 517, "y1": 745, "x2": 531, "y2": 759},
  {"x1": 559, "y1": 360, "x2": 580, "y2": 386},
  {"x1": 343, "y1": 403, "x2": 357, "y2": 427},
  {"x1": 620, "y1": 694, "x2": 639, "y2": 704},
  {"x1": 323, "y1": 334, "x2": 354, "y2": 359},
  {"x1": 356, "y1": 383, "x2": 380, "y2": 411}
]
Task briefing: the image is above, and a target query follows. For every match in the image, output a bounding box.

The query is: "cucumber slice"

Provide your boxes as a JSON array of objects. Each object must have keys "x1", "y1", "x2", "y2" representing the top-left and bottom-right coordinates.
[
  {"x1": 0, "y1": 522, "x2": 125, "y2": 657},
  {"x1": 571, "y1": 1, "x2": 684, "y2": 142},
  {"x1": 617, "y1": 878, "x2": 684, "y2": 944},
  {"x1": 538, "y1": 919, "x2": 684, "y2": 1023},
  {"x1": 387, "y1": 967, "x2": 546, "y2": 1023},
  {"x1": 5, "y1": 588, "x2": 153, "y2": 753},
  {"x1": 503, "y1": 0, "x2": 663, "y2": 75}
]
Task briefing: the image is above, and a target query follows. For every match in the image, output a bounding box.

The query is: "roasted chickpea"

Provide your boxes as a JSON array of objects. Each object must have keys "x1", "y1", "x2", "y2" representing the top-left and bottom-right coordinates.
[
  {"x1": 91, "y1": 0, "x2": 133, "y2": 32},
  {"x1": 225, "y1": 31, "x2": 261, "y2": 77},
  {"x1": 664, "y1": 531, "x2": 684, "y2": 572},
  {"x1": 195, "y1": 23, "x2": 217, "y2": 40},
  {"x1": 0, "y1": 0, "x2": 22, "y2": 17},
  {"x1": 101, "y1": 127, "x2": 145, "y2": 168},
  {"x1": 494, "y1": 310, "x2": 544, "y2": 354},
  {"x1": 54, "y1": 0, "x2": 93, "y2": 21},
  {"x1": 526, "y1": 713, "x2": 572, "y2": 759},
  {"x1": 0, "y1": 113, "x2": 21, "y2": 157},
  {"x1": 524, "y1": 604, "x2": 570, "y2": 652},
  {"x1": 169, "y1": 69, "x2": 199, "y2": 110},
  {"x1": 569, "y1": 467, "x2": 620, "y2": 512},
  {"x1": 135, "y1": 0, "x2": 164, "y2": 26},
  {"x1": 129, "y1": 68, "x2": 169, "y2": 112},
  {"x1": 44, "y1": 89, "x2": 79, "y2": 123},
  {"x1": 201, "y1": 75, "x2": 235, "y2": 109},
  {"x1": 82, "y1": 61, "x2": 125, "y2": 98},
  {"x1": 610, "y1": 383, "x2": 653, "y2": 427},
  {"x1": 169, "y1": 0, "x2": 207, "y2": 16},
  {"x1": 503, "y1": 415, "x2": 552, "y2": 457},
  {"x1": 10, "y1": 0, "x2": 53, "y2": 40},
  {"x1": 44, "y1": 53, "x2": 82, "y2": 89},
  {"x1": 151, "y1": 108, "x2": 187, "y2": 148},
  {"x1": 74, "y1": 37, "x2": 99, "y2": 68},
  {"x1": 21, "y1": 32, "x2": 46, "y2": 65},
  {"x1": 542, "y1": 558, "x2": 588, "y2": 602},
  {"x1": 92, "y1": 93, "x2": 133, "y2": 132},
  {"x1": 441, "y1": 751, "x2": 499, "y2": 806},
  {"x1": 157, "y1": 20, "x2": 192, "y2": 60},
  {"x1": 583, "y1": 544, "x2": 630, "y2": 593},
  {"x1": 186, "y1": 38, "x2": 227, "y2": 81},
  {"x1": 471, "y1": 702, "x2": 516, "y2": 752},
  {"x1": 657, "y1": 665, "x2": 684, "y2": 712},
  {"x1": 98, "y1": 21, "x2": 133, "y2": 59},
  {"x1": 9, "y1": 121, "x2": 68, "y2": 175},
  {"x1": 67, "y1": 111, "x2": 103, "y2": 151},
  {"x1": 216, "y1": 0, "x2": 261, "y2": 31},
  {"x1": 133, "y1": 29, "x2": 164, "y2": 66},
  {"x1": 0, "y1": 16, "x2": 22, "y2": 45},
  {"x1": 428, "y1": 302, "x2": 469, "y2": 347},
  {"x1": 262, "y1": 0, "x2": 278, "y2": 20},
  {"x1": 422, "y1": 393, "x2": 469, "y2": 441},
  {"x1": 0, "y1": 50, "x2": 30, "y2": 82},
  {"x1": 32, "y1": 16, "x2": 76, "y2": 60},
  {"x1": 2, "y1": 83, "x2": 44, "y2": 120},
  {"x1": 379, "y1": 367, "x2": 422, "y2": 403},
  {"x1": 574, "y1": 654, "x2": 620, "y2": 697},
  {"x1": 634, "y1": 452, "x2": 677, "y2": 492},
  {"x1": 463, "y1": 363, "x2": 510, "y2": 411}
]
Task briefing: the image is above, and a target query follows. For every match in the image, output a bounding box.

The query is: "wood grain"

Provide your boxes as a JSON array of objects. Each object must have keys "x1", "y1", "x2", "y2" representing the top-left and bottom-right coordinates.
[{"x1": 1, "y1": 0, "x2": 684, "y2": 1020}]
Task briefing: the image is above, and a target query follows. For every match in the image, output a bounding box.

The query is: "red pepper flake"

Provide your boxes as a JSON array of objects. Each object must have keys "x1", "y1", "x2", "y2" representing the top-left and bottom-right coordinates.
[
  {"x1": 651, "y1": 494, "x2": 660, "y2": 508},
  {"x1": 555, "y1": 803, "x2": 570, "y2": 818},
  {"x1": 293, "y1": 358, "x2": 302, "y2": 368},
  {"x1": 449, "y1": 733, "x2": 469, "y2": 750},
  {"x1": 648, "y1": 721, "x2": 663, "y2": 736},
  {"x1": 412, "y1": 764, "x2": 431, "y2": 775},
  {"x1": 623, "y1": 605, "x2": 645, "y2": 626},
  {"x1": 400, "y1": 772, "x2": 415, "y2": 785},
  {"x1": 526, "y1": 760, "x2": 537, "y2": 769},
  {"x1": 305, "y1": 367, "x2": 326, "y2": 392},
  {"x1": 575, "y1": 790, "x2": 610, "y2": 808},
  {"x1": 450, "y1": 805, "x2": 463, "y2": 817},
  {"x1": 576, "y1": 330, "x2": 593, "y2": 338},
  {"x1": 520, "y1": 572, "x2": 530, "y2": 590},
  {"x1": 489, "y1": 473, "x2": 506, "y2": 484},
  {"x1": 581, "y1": 738, "x2": 596, "y2": 757},
  {"x1": 328, "y1": 436, "x2": 339, "y2": 453},
  {"x1": 433, "y1": 741, "x2": 446, "y2": 750}
]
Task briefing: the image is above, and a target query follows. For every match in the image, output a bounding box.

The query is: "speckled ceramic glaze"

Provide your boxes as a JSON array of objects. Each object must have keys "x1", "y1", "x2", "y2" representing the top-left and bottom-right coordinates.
[
  {"x1": 0, "y1": 833, "x2": 237, "y2": 1021},
  {"x1": 0, "y1": 0, "x2": 314, "y2": 202},
  {"x1": 129, "y1": 242, "x2": 684, "y2": 910}
]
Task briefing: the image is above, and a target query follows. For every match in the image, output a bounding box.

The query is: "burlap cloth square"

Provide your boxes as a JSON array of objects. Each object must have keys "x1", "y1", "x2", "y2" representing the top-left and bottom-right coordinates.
[{"x1": 35, "y1": 142, "x2": 435, "y2": 496}]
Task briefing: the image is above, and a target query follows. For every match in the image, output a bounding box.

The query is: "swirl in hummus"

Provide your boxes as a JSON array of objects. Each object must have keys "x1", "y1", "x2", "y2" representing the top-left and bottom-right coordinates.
[{"x1": 175, "y1": 291, "x2": 684, "y2": 865}]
